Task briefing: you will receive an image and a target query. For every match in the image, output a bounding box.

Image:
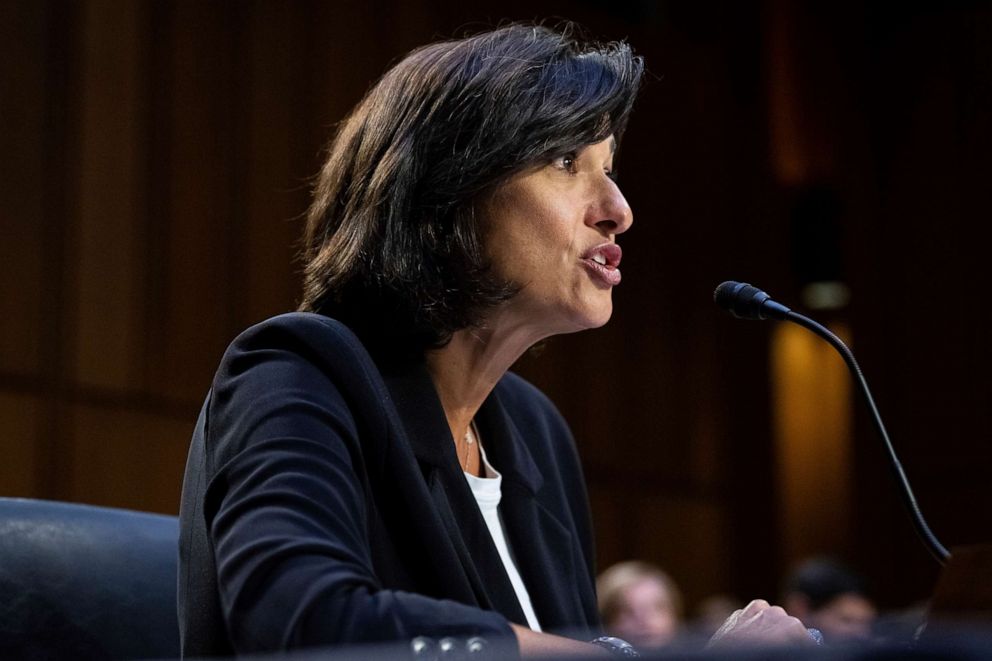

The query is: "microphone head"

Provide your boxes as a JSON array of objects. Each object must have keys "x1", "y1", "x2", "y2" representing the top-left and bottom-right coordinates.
[{"x1": 714, "y1": 280, "x2": 790, "y2": 320}]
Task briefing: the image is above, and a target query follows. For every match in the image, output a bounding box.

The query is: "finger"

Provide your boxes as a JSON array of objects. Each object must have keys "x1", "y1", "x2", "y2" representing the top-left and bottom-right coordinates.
[
  {"x1": 761, "y1": 610, "x2": 803, "y2": 629},
  {"x1": 784, "y1": 615, "x2": 818, "y2": 645},
  {"x1": 713, "y1": 608, "x2": 743, "y2": 637},
  {"x1": 741, "y1": 599, "x2": 770, "y2": 616},
  {"x1": 766, "y1": 605, "x2": 787, "y2": 618}
]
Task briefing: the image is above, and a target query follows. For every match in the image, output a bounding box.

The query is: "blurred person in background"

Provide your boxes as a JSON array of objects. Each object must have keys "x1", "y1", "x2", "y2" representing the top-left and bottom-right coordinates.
[
  {"x1": 597, "y1": 561, "x2": 683, "y2": 649},
  {"x1": 781, "y1": 556, "x2": 878, "y2": 644}
]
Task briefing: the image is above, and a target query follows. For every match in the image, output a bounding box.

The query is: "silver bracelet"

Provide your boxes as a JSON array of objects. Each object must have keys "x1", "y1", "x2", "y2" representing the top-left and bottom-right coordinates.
[{"x1": 589, "y1": 636, "x2": 641, "y2": 657}]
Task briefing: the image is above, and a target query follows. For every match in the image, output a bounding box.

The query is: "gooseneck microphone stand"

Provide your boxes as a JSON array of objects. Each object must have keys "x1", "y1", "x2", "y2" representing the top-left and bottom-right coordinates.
[{"x1": 714, "y1": 280, "x2": 950, "y2": 565}]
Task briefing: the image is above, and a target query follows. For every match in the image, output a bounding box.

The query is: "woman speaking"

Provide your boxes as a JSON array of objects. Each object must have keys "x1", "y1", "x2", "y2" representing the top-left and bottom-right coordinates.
[{"x1": 178, "y1": 23, "x2": 811, "y2": 659}]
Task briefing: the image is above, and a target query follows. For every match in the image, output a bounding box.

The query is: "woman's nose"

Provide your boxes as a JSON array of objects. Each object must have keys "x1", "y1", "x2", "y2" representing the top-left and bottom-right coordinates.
[{"x1": 589, "y1": 179, "x2": 633, "y2": 235}]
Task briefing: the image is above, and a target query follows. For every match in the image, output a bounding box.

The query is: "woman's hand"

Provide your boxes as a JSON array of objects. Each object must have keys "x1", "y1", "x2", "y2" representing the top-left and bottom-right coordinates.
[{"x1": 706, "y1": 599, "x2": 816, "y2": 648}]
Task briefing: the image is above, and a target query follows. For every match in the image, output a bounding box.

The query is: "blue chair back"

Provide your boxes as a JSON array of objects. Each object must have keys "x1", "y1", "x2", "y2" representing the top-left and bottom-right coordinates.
[{"x1": 0, "y1": 497, "x2": 180, "y2": 659}]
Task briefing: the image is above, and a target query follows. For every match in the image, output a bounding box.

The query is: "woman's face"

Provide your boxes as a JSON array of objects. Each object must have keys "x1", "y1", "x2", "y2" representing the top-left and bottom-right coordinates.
[
  {"x1": 481, "y1": 136, "x2": 633, "y2": 337},
  {"x1": 609, "y1": 577, "x2": 680, "y2": 648}
]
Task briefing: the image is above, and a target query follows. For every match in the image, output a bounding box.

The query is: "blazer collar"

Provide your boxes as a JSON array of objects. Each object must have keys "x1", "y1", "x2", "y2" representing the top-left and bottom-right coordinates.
[
  {"x1": 475, "y1": 383, "x2": 544, "y2": 496},
  {"x1": 379, "y1": 356, "x2": 590, "y2": 633},
  {"x1": 379, "y1": 359, "x2": 454, "y2": 469},
  {"x1": 379, "y1": 358, "x2": 530, "y2": 623},
  {"x1": 379, "y1": 358, "x2": 543, "y2": 495}
]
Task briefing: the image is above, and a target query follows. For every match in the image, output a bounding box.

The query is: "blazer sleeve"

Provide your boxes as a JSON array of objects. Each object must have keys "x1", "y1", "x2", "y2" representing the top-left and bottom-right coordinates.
[{"x1": 201, "y1": 315, "x2": 514, "y2": 653}]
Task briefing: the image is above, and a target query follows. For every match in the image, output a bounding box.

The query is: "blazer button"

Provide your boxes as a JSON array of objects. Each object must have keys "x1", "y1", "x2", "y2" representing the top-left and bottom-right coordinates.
[{"x1": 410, "y1": 636, "x2": 437, "y2": 659}]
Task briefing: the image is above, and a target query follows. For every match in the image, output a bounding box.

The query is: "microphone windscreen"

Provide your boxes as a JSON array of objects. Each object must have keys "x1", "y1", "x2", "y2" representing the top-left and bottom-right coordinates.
[
  {"x1": 713, "y1": 281, "x2": 746, "y2": 312},
  {"x1": 713, "y1": 280, "x2": 777, "y2": 320}
]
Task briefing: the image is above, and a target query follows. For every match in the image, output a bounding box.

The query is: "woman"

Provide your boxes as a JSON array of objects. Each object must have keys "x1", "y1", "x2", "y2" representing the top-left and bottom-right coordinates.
[
  {"x1": 178, "y1": 23, "x2": 810, "y2": 659},
  {"x1": 597, "y1": 561, "x2": 684, "y2": 649}
]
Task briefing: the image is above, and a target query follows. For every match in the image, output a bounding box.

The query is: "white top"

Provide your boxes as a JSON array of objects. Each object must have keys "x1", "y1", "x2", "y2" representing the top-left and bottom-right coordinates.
[{"x1": 463, "y1": 441, "x2": 543, "y2": 632}]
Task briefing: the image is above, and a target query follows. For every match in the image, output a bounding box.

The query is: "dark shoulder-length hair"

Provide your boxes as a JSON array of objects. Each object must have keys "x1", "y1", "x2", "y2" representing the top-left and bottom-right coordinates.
[{"x1": 299, "y1": 23, "x2": 643, "y2": 354}]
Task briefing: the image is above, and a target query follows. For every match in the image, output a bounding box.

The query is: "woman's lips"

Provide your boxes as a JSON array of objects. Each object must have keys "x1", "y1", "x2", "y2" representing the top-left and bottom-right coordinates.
[{"x1": 581, "y1": 243, "x2": 622, "y2": 286}]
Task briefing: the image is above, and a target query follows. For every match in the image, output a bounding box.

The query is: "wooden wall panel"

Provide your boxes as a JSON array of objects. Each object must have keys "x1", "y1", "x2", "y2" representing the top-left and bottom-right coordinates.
[
  {"x1": 68, "y1": 403, "x2": 192, "y2": 513},
  {"x1": 771, "y1": 323, "x2": 854, "y2": 564},
  {"x1": 1, "y1": 0, "x2": 81, "y2": 502},
  {"x1": 240, "y1": 1, "x2": 308, "y2": 324},
  {"x1": 156, "y1": 1, "x2": 241, "y2": 403},
  {"x1": 591, "y1": 489, "x2": 731, "y2": 608},
  {"x1": 0, "y1": 393, "x2": 44, "y2": 497},
  {"x1": 292, "y1": 0, "x2": 385, "y2": 188},
  {"x1": 71, "y1": 0, "x2": 148, "y2": 391},
  {"x1": 638, "y1": 498, "x2": 729, "y2": 607},
  {"x1": 0, "y1": 1, "x2": 47, "y2": 378},
  {"x1": 764, "y1": 2, "x2": 992, "y2": 607}
]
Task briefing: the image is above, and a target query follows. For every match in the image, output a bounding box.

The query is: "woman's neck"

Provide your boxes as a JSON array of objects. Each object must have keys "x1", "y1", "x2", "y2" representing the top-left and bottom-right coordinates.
[{"x1": 424, "y1": 308, "x2": 548, "y2": 455}]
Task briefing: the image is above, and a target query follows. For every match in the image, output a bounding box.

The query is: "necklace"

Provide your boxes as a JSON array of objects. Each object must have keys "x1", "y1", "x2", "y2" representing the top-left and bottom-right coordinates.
[{"x1": 461, "y1": 421, "x2": 477, "y2": 473}]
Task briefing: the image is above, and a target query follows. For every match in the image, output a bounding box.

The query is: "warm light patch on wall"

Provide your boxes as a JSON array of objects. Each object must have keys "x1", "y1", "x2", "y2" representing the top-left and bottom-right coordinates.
[
  {"x1": 771, "y1": 321, "x2": 853, "y2": 564},
  {"x1": 766, "y1": 0, "x2": 806, "y2": 186}
]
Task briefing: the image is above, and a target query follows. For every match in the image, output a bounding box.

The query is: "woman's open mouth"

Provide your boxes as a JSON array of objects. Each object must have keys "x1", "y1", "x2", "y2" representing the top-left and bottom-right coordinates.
[{"x1": 581, "y1": 243, "x2": 622, "y2": 286}]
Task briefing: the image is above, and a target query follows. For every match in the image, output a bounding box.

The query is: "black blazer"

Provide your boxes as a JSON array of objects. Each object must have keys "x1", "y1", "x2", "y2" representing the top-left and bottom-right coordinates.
[{"x1": 178, "y1": 313, "x2": 600, "y2": 657}]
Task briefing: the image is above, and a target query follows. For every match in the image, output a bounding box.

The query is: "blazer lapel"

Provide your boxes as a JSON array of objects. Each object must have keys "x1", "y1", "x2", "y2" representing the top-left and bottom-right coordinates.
[
  {"x1": 381, "y1": 360, "x2": 528, "y2": 625},
  {"x1": 477, "y1": 390, "x2": 592, "y2": 636}
]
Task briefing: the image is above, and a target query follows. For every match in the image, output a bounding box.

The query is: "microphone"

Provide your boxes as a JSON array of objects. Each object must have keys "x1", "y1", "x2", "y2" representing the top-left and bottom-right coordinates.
[
  {"x1": 714, "y1": 280, "x2": 950, "y2": 565},
  {"x1": 713, "y1": 280, "x2": 791, "y2": 320}
]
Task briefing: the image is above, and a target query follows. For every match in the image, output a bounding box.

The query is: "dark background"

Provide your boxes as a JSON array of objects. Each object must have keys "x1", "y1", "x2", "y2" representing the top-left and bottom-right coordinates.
[{"x1": 2, "y1": 0, "x2": 990, "y2": 618}]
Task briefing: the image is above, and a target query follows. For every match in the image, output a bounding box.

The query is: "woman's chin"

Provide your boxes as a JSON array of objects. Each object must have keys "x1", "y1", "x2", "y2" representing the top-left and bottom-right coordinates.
[
  {"x1": 499, "y1": 291, "x2": 615, "y2": 337},
  {"x1": 587, "y1": 310, "x2": 614, "y2": 330},
  {"x1": 565, "y1": 300, "x2": 614, "y2": 333}
]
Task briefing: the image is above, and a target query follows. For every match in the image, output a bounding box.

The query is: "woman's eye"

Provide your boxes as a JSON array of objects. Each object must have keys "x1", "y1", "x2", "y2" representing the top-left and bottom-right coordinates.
[
  {"x1": 554, "y1": 152, "x2": 579, "y2": 174},
  {"x1": 605, "y1": 167, "x2": 618, "y2": 182}
]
